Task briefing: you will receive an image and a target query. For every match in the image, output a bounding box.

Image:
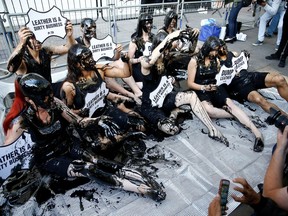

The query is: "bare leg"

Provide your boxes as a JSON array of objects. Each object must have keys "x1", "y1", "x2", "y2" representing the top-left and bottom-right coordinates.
[
  {"x1": 174, "y1": 91, "x2": 228, "y2": 145},
  {"x1": 248, "y1": 90, "x2": 287, "y2": 114},
  {"x1": 122, "y1": 76, "x2": 143, "y2": 97},
  {"x1": 201, "y1": 101, "x2": 233, "y2": 119},
  {"x1": 105, "y1": 77, "x2": 135, "y2": 99},
  {"x1": 225, "y1": 98, "x2": 263, "y2": 139},
  {"x1": 265, "y1": 73, "x2": 288, "y2": 101}
]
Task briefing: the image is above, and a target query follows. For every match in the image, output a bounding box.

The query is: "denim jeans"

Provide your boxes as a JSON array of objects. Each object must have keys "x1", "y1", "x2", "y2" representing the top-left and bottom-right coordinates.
[
  {"x1": 266, "y1": 11, "x2": 280, "y2": 36},
  {"x1": 227, "y1": 1, "x2": 243, "y2": 38}
]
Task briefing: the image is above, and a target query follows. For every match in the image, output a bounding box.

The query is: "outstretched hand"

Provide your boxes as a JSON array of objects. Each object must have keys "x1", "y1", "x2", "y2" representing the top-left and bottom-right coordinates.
[{"x1": 231, "y1": 178, "x2": 261, "y2": 205}]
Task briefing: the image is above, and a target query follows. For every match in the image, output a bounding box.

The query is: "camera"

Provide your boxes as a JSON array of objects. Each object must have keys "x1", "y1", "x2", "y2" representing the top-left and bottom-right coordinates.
[{"x1": 266, "y1": 107, "x2": 288, "y2": 132}]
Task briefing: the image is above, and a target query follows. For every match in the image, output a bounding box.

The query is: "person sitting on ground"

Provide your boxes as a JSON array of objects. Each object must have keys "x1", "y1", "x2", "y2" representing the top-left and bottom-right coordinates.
[
  {"x1": 75, "y1": 18, "x2": 142, "y2": 104},
  {"x1": 7, "y1": 21, "x2": 75, "y2": 83},
  {"x1": 60, "y1": 44, "x2": 146, "y2": 145},
  {"x1": 128, "y1": 13, "x2": 155, "y2": 89},
  {"x1": 158, "y1": 10, "x2": 178, "y2": 35},
  {"x1": 187, "y1": 36, "x2": 264, "y2": 152},
  {"x1": 139, "y1": 28, "x2": 228, "y2": 145},
  {"x1": 3, "y1": 73, "x2": 166, "y2": 202},
  {"x1": 218, "y1": 39, "x2": 288, "y2": 114}
]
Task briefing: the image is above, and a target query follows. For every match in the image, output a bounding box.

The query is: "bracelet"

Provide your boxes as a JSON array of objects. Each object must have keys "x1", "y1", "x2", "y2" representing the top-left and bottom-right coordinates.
[{"x1": 200, "y1": 85, "x2": 206, "y2": 93}]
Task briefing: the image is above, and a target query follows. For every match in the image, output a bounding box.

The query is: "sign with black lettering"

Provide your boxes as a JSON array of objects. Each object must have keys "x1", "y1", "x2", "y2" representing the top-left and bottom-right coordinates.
[
  {"x1": 149, "y1": 76, "x2": 173, "y2": 108},
  {"x1": 0, "y1": 132, "x2": 35, "y2": 184},
  {"x1": 83, "y1": 82, "x2": 109, "y2": 117},
  {"x1": 89, "y1": 35, "x2": 117, "y2": 62},
  {"x1": 216, "y1": 52, "x2": 248, "y2": 86},
  {"x1": 25, "y1": 6, "x2": 68, "y2": 43}
]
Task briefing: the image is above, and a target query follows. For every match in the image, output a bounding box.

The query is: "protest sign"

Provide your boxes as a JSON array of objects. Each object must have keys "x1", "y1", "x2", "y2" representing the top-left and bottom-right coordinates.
[
  {"x1": 25, "y1": 6, "x2": 68, "y2": 43},
  {"x1": 216, "y1": 52, "x2": 249, "y2": 86},
  {"x1": 0, "y1": 132, "x2": 35, "y2": 184},
  {"x1": 89, "y1": 35, "x2": 117, "y2": 62},
  {"x1": 149, "y1": 76, "x2": 173, "y2": 108}
]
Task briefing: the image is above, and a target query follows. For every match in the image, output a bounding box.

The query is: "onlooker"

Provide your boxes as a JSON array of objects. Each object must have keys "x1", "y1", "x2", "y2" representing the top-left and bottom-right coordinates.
[
  {"x1": 265, "y1": 4, "x2": 288, "y2": 67},
  {"x1": 252, "y1": 0, "x2": 285, "y2": 47},
  {"x1": 225, "y1": 0, "x2": 244, "y2": 43},
  {"x1": 265, "y1": 11, "x2": 280, "y2": 38}
]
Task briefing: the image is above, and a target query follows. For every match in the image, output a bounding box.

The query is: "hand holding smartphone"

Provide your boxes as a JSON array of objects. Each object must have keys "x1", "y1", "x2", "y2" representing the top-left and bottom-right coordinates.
[{"x1": 218, "y1": 179, "x2": 230, "y2": 215}]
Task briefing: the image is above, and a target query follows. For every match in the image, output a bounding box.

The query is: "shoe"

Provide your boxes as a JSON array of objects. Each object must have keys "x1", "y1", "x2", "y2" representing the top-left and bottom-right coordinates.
[
  {"x1": 275, "y1": 45, "x2": 279, "y2": 51},
  {"x1": 225, "y1": 37, "x2": 234, "y2": 43},
  {"x1": 278, "y1": 56, "x2": 286, "y2": 68},
  {"x1": 253, "y1": 137, "x2": 264, "y2": 152},
  {"x1": 264, "y1": 32, "x2": 272, "y2": 38},
  {"x1": 252, "y1": 40, "x2": 263, "y2": 46},
  {"x1": 265, "y1": 53, "x2": 280, "y2": 60}
]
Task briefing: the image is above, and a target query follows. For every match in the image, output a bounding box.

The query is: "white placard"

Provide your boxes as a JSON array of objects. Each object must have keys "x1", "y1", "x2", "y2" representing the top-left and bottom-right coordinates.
[
  {"x1": 149, "y1": 76, "x2": 173, "y2": 108},
  {"x1": 216, "y1": 52, "x2": 248, "y2": 86},
  {"x1": 143, "y1": 42, "x2": 152, "y2": 57},
  {"x1": 82, "y1": 82, "x2": 109, "y2": 117},
  {"x1": 89, "y1": 35, "x2": 117, "y2": 61},
  {"x1": 0, "y1": 132, "x2": 35, "y2": 182},
  {"x1": 25, "y1": 6, "x2": 67, "y2": 43}
]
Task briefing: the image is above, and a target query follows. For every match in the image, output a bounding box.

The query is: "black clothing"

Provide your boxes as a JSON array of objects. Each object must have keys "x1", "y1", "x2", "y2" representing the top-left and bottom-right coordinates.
[
  {"x1": 220, "y1": 51, "x2": 268, "y2": 103},
  {"x1": 23, "y1": 48, "x2": 53, "y2": 83},
  {"x1": 130, "y1": 33, "x2": 154, "y2": 82},
  {"x1": 275, "y1": 8, "x2": 288, "y2": 58},
  {"x1": 194, "y1": 57, "x2": 229, "y2": 108}
]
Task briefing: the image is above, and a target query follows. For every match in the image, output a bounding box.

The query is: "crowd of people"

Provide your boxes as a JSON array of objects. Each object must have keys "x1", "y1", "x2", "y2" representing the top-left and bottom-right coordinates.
[{"x1": 1, "y1": 3, "x2": 288, "y2": 214}]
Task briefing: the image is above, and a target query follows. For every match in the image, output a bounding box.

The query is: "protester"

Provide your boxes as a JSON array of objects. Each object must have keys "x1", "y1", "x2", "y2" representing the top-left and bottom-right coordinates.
[
  {"x1": 158, "y1": 10, "x2": 178, "y2": 34},
  {"x1": 218, "y1": 39, "x2": 288, "y2": 114},
  {"x1": 60, "y1": 44, "x2": 146, "y2": 140},
  {"x1": 6, "y1": 21, "x2": 75, "y2": 83},
  {"x1": 128, "y1": 13, "x2": 154, "y2": 89},
  {"x1": 3, "y1": 73, "x2": 166, "y2": 202},
  {"x1": 187, "y1": 36, "x2": 264, "y2": 152},
  {"x1": 139, "y1": 29, "x2": 228, "y2": 145},
  {"x1": 75, "y1": 18, "x2": 142, "y2": 103}
]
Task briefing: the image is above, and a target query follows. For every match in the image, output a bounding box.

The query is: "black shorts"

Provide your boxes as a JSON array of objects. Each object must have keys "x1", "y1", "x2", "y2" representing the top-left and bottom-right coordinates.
[
  {"x1": 196, "y1": 85, "x2": 229, "y2": 108},
  {"x1": 228, "y1": 71, "x2": 268, "y2": 102}
]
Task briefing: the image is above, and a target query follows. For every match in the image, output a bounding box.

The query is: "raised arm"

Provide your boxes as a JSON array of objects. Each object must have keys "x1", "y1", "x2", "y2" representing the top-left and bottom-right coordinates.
[{"x1": 6, "y1": 27, "x2": 32, "y2": 74}]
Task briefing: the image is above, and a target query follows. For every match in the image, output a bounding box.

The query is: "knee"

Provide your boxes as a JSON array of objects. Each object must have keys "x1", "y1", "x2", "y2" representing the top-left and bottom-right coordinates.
[
  {"x1": 276, "y1": 75, "x2": 287, "y2": 87},
  {"x1": 251, "y1": 95, "x2": 267, "y2": 106}
]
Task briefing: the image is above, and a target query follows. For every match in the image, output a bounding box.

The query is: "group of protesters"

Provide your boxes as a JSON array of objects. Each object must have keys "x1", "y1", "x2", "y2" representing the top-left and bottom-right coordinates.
[{"x1": 1, "y1": 8, "x2": 288, "y2": 215}]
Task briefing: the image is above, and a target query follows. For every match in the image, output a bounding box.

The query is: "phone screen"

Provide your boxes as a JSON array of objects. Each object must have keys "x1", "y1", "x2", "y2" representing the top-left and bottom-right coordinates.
[{"x1": 219, "y1": 179, "x2": 230, "y2": 214}]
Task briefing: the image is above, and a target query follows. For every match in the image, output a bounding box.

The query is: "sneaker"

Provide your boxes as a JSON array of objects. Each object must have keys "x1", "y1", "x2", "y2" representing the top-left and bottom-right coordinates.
[
  {"x1": 265, "y1": 53, "x2": 280, "y2": 60},
  {"x1": 252, "y1": 40, "x2": 263, "y2": 46},
  {"x1": 264, "y1": 32, "x2": 272, "y2": 38},
  {"x1": 225, "y1": 37, "x2": 234, "y2": 43},
  {"x1": 275, "y1": 45, "x2": 279, "y2": 51}
]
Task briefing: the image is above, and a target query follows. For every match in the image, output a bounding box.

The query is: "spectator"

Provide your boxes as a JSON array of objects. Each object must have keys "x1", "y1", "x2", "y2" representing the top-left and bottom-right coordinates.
[
  {"x1": 252, "y1": 0, "x2": 285, "y2": 47},
  {"x1": 225, "y1": 0, "x2": 244, "y2": 43},
  {"x1": 265, "y1": 3, "x2": 288, "y2": 67}
]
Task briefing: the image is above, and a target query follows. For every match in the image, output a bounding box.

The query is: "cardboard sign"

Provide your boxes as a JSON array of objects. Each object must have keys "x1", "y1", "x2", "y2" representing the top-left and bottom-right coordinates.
[
  {"x1": 216, "y1": 52, "x2": 249, "y2": 86},
  {"x1": 89, "y1": 35, "x2": 117, "y2": 62},
  {"x1": 149, "y1": 76, "x2": 173, "y2": 108},
  {"x1": 82, "y1": 82, "x2": 109, "y2": 117},
  {"x1": 215, "y1": 65, "x2": 236, "y2": 86},
  {"x1": 0, "y1": 132, "x2": 35, "y2": 183},
  {"x1": 25, "y1": 6, "x2": 68, "y2": 43},
  {"x1": 143, "y1": 42, "x2": 152, "y2": 57}
]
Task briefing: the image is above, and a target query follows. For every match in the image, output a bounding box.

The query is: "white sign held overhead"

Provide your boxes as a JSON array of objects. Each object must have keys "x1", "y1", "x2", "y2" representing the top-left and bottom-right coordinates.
[
  {"x1": 89, "y1": 35, "x2": 117, "y2": 62},
  {"x1": 25, "y1": 6, "x2": 68, "y2": 43}
]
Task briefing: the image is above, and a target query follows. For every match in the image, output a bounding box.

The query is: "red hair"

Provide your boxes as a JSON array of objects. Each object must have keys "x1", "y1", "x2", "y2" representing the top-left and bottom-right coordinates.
[{"x1": 3, "y1": 80, "x2": 26, "y2": 135}]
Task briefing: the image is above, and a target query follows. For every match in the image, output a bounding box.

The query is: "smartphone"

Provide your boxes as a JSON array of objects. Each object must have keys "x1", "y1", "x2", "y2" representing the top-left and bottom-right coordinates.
[{"x1": 218, "y1": 179, "x2": 230, "y2": 215}]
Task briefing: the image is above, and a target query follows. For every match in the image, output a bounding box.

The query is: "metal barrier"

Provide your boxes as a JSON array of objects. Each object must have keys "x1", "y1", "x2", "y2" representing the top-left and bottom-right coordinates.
[{"x1": 0, "y1": 0, "x2": 258, "y2": 65}]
